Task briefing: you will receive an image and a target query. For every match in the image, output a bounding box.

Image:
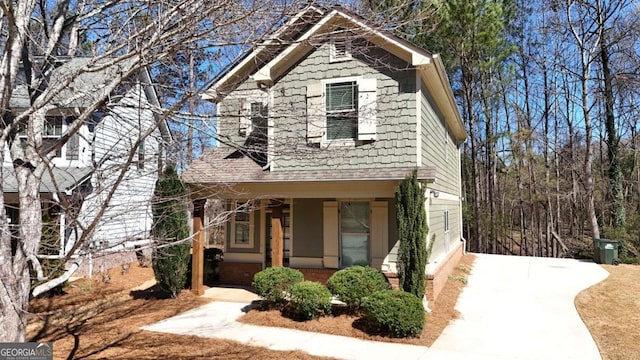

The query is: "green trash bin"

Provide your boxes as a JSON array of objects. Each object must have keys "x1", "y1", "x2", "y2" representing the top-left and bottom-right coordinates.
[{"x1": 594, "y1": 239, "x2": 619, "y2": 264}]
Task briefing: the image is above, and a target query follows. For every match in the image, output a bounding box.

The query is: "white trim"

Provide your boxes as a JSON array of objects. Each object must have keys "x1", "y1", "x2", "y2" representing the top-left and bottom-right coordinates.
[
  {"x1": 267, "y1": 85, "x2": 275, "y2": 170},
  {"x1": 290, "y1": 257, "x2": 323, "y2": 268},
  {"x1": 259, "y1": 199, "x2": 267, "y2": 268},
  {"x1": 429, "y1": 190, "x2": 459, "y2": 202},
  {"x1": 416, "y1": 69, "x2": 422, "y2": 166},
  {"x1": 289, "y1": 200, "x2": 294, "y2": 259}
]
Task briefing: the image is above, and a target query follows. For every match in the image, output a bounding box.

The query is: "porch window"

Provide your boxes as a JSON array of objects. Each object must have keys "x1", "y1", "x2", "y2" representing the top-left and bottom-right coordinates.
[
  {"x1": 326, "y1": 82, "x2": 358, "y2": 140},
  {"x1": 340, "y1": 201, "x2": 370, "y2": 267},
  {"x1": 230, "y1": 201, "x2": 254, "y2": 248}
]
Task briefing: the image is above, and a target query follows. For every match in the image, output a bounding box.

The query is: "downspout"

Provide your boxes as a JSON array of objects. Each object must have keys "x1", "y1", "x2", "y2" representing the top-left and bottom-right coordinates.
[{"x1": 458, "y1": 140, "x2": 466, "y2": 254}]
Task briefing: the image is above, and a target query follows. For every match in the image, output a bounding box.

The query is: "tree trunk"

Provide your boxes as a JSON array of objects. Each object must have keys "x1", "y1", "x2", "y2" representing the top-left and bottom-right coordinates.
[{"x1": 600, "y1": 26, "x2": 625, "y2": 228}]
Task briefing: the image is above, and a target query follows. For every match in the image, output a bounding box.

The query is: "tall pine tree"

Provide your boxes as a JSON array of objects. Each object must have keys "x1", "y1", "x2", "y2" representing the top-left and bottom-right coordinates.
[{"x1": 396, "y1": 169, "x2": 428, "y2": 299}]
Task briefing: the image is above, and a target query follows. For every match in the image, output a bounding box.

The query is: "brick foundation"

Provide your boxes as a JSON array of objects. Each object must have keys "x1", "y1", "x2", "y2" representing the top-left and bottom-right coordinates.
[
  {"x1": 383, "y1": 240, "x2": 464, "y2": 301},
  {"x1": 217, "y1": 262, "x2": 263, "y2": 286},
  {"x1": 426, "y1": 240, "x2": 464, "y2": 301},
  {"x1": 297, "y1": 268, "x2": 336, "y2": 285}
]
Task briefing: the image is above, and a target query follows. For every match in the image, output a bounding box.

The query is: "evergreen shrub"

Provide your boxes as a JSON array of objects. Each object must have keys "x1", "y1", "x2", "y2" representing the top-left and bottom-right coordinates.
[
  {"x1": 252, "y1": 267, "x2": 303, "y2": 303},
  {"x1": 363, "y1": 290, "x2": 425, "y2": 338},
  {"x1": 287, "y1": 281, "x2": 332, "y2": 320}
]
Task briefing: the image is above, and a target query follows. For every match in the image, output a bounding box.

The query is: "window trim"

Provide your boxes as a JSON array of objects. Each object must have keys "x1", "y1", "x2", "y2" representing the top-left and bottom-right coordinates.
[{"x1": 230, "y1": 200, "x2": 255, "y2": 249}]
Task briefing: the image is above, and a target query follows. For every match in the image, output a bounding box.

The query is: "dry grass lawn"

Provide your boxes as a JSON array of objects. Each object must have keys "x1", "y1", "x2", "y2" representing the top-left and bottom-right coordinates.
[
  {"x1": 239, "y1": 254, "x2": 476, "y2": 347},
  {"x1": 28, "y1": 263, "x2": 331, "y2": 360},
  {"x1": 575, "y1": 264, "x2": 640, "y2": 360}
]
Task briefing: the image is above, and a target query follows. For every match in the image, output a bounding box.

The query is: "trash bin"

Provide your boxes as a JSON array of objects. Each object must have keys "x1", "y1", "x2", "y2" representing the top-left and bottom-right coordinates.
[{"x1": 594, "y1": 239, "x2": 619, "y2": 264}]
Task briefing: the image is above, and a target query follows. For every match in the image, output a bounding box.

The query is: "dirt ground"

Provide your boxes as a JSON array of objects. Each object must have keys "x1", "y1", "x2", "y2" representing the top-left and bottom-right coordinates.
[
  {"x1": 27, "y1": 263, "x2": 331, "y2": 360},
  {"x1": 239, "y1": 254, "x2": 476, "y2": 347},
  {"x1": 575, "y1": 264, "x2": 640, "y2": 360}
]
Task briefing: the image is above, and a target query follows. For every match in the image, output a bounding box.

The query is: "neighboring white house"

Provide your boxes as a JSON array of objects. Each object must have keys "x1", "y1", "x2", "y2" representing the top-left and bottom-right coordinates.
[{"x1": 3, "y1": 58, "x2": 172, "y2": 275}]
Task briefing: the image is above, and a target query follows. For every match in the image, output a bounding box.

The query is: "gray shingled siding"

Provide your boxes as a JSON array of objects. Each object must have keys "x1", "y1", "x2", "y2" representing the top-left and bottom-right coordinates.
[
  {"x1": 421, "y1": 84, "x2": 460, "y2": 194},
  {"x1": 428, "y1": 200, "x2": 461, "y2": 263},
  {"x1": 292, "y1": 198, "x2": 324, "y2": 257},
  {"x1": 217, "y1": 96, "x2": 246, "y2": 147},
  {"x1": 269, "y1": 41, "x2": 417, "y2": 170}
]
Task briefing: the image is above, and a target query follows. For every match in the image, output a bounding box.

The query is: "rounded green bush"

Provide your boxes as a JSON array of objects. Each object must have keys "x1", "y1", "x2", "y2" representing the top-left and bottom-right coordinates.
[
  {"x1": 287, "y1": 281, "x2": 332, "y2": 320},
  {"x1": 326, "y1": 266, "x2": 390, "y2": 309},
  {"x1": 252, "y1": 267, "x2": 303, "y2": 303},
  {"x1": 363, "y1": 290, "x2": 425, "y2": 338}
]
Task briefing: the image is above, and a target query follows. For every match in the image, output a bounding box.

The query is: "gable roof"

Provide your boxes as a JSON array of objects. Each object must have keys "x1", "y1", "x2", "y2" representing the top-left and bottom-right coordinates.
[{"x1": 203, "y1": 6, "x2": 466, "y2": 142}]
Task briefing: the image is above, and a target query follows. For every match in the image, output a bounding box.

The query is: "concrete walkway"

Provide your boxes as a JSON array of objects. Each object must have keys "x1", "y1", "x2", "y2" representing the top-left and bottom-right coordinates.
[{"x1": 142, "y1": 254, "x2": 609, "y2": 360}]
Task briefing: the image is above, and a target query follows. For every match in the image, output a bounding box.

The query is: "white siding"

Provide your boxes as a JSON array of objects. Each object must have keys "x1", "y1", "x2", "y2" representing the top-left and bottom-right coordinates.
[{"x1": 75, "y1": 84, "x2": 163, "y2": 251}]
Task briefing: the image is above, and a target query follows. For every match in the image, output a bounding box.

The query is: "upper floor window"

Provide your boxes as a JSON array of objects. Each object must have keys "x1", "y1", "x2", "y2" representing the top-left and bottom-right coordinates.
[
  {"x1": 306, "y1": 77, "x2": 377, "y2": 146},
  {"x1": 326, "y1": 82, "x2": 358, "y2": 140},
  {"x1": 22, "y1": 116, "x2": 81, "y2": 161},
  {"x1": 42, "y1": 117, "x2": 63, "y2": 157}
]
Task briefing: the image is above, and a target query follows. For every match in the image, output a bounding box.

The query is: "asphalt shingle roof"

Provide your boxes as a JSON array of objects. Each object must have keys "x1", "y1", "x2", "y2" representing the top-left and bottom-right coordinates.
[{"x1": 182, "y1": 147, "x2": 435, "y2": 184}]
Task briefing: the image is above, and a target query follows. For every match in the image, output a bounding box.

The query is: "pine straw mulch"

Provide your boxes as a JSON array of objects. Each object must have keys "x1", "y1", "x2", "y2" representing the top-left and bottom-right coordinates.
[
  {"x1": 238, "y1": 254, "x2": 476, "y2": 347},
  {"x1": 575, "y1": 263, "x2": 640, "y2": 360},
  {"x1": 27, "y1": 262, "x2": 331, "y2": 360}
]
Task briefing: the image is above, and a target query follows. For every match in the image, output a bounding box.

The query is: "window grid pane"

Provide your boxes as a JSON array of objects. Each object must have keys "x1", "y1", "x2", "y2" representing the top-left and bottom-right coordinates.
[
  {"x1": 235, "y1": 223, "x2": 250, "y2": 244},
  {"x1": 326, "y1": 81, "x2": 358, "y2": 141}
]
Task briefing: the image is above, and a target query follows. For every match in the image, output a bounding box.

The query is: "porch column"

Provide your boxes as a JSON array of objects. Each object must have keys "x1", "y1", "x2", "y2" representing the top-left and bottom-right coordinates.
[
  {"x1": 270, "y1": 199, "x2": 284, "y2": 267},
  {"x1": 191, "y1": 199, "x2": 206, "y2": 296}
]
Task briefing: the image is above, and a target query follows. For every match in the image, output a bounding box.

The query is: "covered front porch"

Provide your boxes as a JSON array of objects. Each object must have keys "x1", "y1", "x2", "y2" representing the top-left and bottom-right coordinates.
[{"x1": 187, "y1": 180, "x2": 407, "y2": 295}]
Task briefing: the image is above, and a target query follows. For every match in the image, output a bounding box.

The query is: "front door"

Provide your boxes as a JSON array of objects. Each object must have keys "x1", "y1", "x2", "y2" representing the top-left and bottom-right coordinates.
[
  {"x1": 340, "y1": 201, "x2": 370, "y2": 267},
  {"x1": 265, "y1": 211, "x2": 290, "y2": 267}
]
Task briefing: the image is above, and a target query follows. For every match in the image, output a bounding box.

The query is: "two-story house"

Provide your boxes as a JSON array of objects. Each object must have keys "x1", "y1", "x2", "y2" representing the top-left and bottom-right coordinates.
[
  {"x1": 183, "y1": 6, "x2": 466, "y2": 300},
  {"x1": 4, "y1": 58, "x2": 171, "y2": 275}
]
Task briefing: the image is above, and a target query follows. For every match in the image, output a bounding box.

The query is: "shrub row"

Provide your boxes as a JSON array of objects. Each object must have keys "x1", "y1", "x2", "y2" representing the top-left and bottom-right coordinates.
[{"x1": 252, "y1": 265, "x2": 425, "y2": 337}]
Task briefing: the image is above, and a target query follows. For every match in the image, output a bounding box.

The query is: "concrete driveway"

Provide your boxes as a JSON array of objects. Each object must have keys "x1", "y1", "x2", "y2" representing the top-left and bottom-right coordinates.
[
  {"x1": 143, "y1": 254, "x2": 608, "y2": 360},
  {"x1": 427, "y1": 253, "x2": 609, "y2": 360}
]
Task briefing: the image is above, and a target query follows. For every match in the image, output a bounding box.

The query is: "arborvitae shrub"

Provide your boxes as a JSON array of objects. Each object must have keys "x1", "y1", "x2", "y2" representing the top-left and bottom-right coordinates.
[
  {"x1": 152, "y1": 166, "x2": 191, "y2": 298},
  {"x1": 326, "y1": 266, "x2": 390, "y2": 310},
  {"x1": 363, "y1": 290, "x2": 425, "y2": 338},
  {"x1": 397, "y1": 169, "x2": 428, "y2": 299},
  {"x1": 252, "y1": 267, "x2": 303, "y2": 304},
  {"x1": 287, "y1": 281, "x2": 332, "y2": 320}
]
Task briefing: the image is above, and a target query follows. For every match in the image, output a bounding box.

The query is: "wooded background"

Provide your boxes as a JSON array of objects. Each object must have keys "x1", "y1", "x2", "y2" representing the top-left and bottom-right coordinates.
[{"x1": 367, "y1": 0, "x2": 640, "y2": 260}]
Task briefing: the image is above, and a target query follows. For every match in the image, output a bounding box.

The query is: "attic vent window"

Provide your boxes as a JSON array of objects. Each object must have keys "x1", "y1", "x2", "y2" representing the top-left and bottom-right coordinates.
[{"x1": 330, "y1": 29, "x2": 352, "y2": 62}]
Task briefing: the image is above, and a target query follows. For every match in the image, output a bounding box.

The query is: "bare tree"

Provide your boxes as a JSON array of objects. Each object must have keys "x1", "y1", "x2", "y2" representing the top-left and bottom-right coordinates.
[{"x1": 0, "y1": 0, "x2": 299, "y2": 342}]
